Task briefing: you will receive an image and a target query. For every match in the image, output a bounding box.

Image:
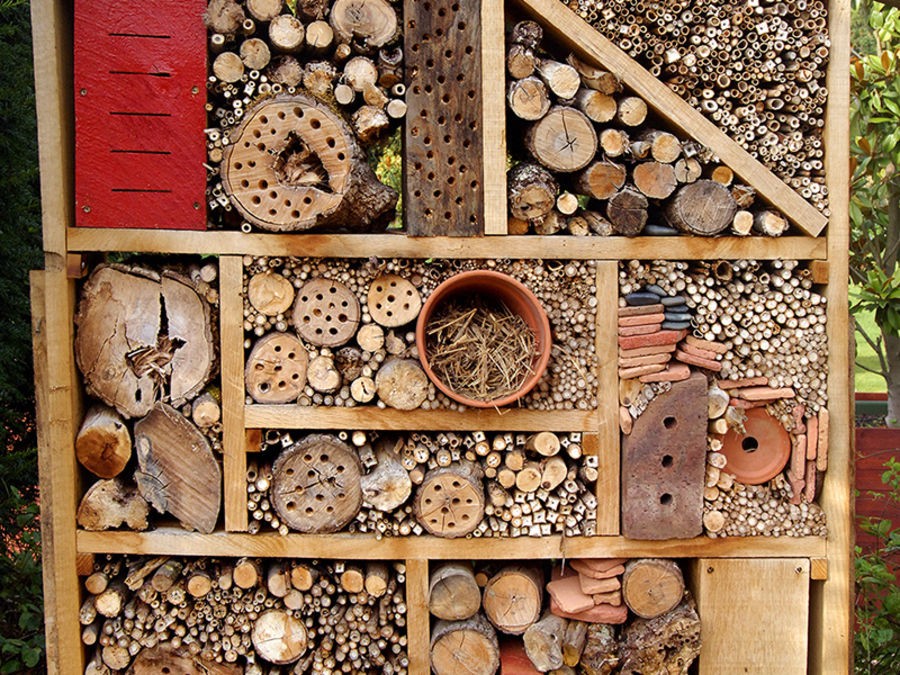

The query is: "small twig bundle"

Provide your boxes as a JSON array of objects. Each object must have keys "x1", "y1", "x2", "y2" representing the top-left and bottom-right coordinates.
[{"x1": 425, "y1": 298, "x2": 536, "y2": 402}]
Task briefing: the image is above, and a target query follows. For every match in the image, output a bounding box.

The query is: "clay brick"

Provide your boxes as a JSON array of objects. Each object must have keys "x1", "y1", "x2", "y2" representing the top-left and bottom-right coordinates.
[
  {"x1": 622, "y1": 372, "x2": 707, "y2": 539},
  {"x1": 733, "y1": 386, "x2": 796, "y2": 401},
  {"x1": 617, "y1": 303, "x2": 664, "y2": 317},
  {"x1": 500, "y1": 638, "x2": 542, "y2": 675},
  {"x1": 806, "y1": 415, "x2": 819, "y2": 460},
  {"x1": 578, "y1": 574, "x2": 621, "y2": 595},
  {"x1": 718, "y1": 376, "x2": 769, "y2": 389},
  {"x1": 618, "y1": 364, "x2": 666, "y2": 380},
  {"x1": 618, "y1": 329, "x2": 686, "y2": 351},
  {"x1": 639, "y1": 363, "x2": 691, "y2": 383},
  {"x1": 729, "y1": 397, "x2": 767, "y2": 409},
  {"x1": 547, "y1": 575, "x2": 595, "y2": 614},
  {"x1": 550, "y1": 598, "x2": 628, "y2": 624},
  {"x1": 618, "y1": 313, "x2": 665, "y2": 327},
  {"x1": 569, "y1": 558, "x2": 627, "y2": 576},
  {"x1": 675, "y1": 349, "x2": 723, "y2": 372},
  {"x1": 618, "y1": 353, "x2": 671, "y2": 368},
  {"x1": 619, "y1": 343, "x2": 678, "y2": 358},
  {"x1": 618, "y1": 323, "x2": 661, "y2": 337},
  {"x1": 684, "y1": 335, "x2": 729, "y2": 354},
  {"x1": 679, "y1": 341, "x2": 719, "y2": 361}
]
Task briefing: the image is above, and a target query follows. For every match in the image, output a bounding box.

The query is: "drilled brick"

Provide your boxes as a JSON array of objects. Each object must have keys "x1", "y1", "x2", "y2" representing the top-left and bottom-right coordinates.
[{"x1": 622, "y1": 372, "x2": 707, "y2": 539}]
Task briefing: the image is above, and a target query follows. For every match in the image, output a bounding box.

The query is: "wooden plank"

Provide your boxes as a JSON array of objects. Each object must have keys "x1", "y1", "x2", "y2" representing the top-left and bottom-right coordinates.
[
  {"x1": 31, "y1": 0, "x2": 74, "y2": 263},
  {"x1": 66, "y1": 228, "x2": 829, "y2": 260},
  {"x1": 32, "y1": 270, "x2": 83, "y2": 674},
  {"x1": 810, "y1": 1, "x2": 853, "y2": 672},
  {"x1": 481, "y1": 0, "x2": 507, "y2": 236},
  {"x1": 510, "y1": 0, "x2": 829, "y2": 237},
  {"x1": 74, "y1": 0, "x2": 207, "y2": 229},
  {"x1": 220, "y1": 257, "x2": 248, "y2": 532},
  {"x1": 76, "y1": 528, "x2": 827, "y2": 559},
  {"x1": 245, "y1": 405, "x2": 595, "y2": 431},
  {"x1": 810, "y1": 558, "x2": 828, "y2": 581},
  {"x1": 594, "y1": 262, "x2": 619, "y2": 534},
  {"x1": 405, "y1": 560, "x2": 431, "y2": 675},
  {"x1": 404, "y1": 0, "x2": 484, "y2": 236},
  {"x1": 691, "y1": 559, "x2": 810, "y2": 674}
]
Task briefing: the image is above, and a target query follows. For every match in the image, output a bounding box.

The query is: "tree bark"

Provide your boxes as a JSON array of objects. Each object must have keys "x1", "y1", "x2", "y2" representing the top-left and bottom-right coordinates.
[{"x1": 508, "y1": 162, "x2": 559, "y2": 222}]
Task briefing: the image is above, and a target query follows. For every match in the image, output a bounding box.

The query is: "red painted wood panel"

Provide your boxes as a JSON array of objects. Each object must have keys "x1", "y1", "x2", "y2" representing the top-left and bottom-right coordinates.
[
  {"x1": 855, "y1": 427, "x2": 900, "y2": 553},
  {"x1": 74, "y1": 0, "x2": 207, "y2": 228}
]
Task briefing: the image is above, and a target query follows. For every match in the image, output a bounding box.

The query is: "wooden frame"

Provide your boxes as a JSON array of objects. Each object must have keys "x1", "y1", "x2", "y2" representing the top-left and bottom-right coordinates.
[{"x1": 30, "y1": 0, "x2": 853, "y2": 672}]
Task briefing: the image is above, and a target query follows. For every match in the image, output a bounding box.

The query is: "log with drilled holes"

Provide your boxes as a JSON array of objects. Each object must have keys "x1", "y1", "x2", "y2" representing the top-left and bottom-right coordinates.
[
  {"x1": 413, "y1": 462, "x2": 485, "y2": 538},
  {"x1": 245, "y1": 332, "x2": 309, "y2": 404}
]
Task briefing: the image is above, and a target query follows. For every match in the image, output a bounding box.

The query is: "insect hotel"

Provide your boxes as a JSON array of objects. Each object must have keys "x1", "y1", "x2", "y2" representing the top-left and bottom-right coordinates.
[{"x1": 32, "y1": 0, "x2": 852, "y2": 672}]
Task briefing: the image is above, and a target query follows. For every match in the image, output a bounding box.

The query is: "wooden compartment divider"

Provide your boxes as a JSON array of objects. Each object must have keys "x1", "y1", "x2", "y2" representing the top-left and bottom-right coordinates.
[{"x1": 30, "y1": 0, "x2": 853, "y2": 671}]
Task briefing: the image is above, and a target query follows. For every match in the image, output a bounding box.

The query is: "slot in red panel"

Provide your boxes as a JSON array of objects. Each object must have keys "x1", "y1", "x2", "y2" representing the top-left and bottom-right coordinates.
[{"x1": 74, "y1": 0, "x2": 207, "y2": 229}]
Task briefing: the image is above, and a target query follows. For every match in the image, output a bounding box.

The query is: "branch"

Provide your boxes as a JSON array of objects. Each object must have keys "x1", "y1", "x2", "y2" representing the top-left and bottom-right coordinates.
[{"x1": 856, "y1": 323, "x2": 890, "y2": 375}]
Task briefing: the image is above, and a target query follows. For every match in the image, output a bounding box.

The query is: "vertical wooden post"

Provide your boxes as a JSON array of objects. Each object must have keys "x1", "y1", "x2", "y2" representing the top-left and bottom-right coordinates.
[
  {"x1": 482, "y1": 0, "x2": 508, "y2": 235},
  {"x1": 594, "y1": 262, "x2": 619, "y2": 534},
  {"x1": 32, "y1": 270, "x2": 84, "y2": 674},
  {"x1": 812, "y1": 0, "x2": 853, "y2": 671},
  {"x1": 406, "y1": 559, "x2": 431, "y2": 674},
  {"x1": 220, "y1": 256, "x2": 248, "y2": 531}
]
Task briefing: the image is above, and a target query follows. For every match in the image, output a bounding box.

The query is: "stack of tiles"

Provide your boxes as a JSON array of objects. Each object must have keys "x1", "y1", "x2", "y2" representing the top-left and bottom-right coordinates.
[
  {"x1": 720, "y1": 376, "x2": 796, "y2": 408},
  {"x1": 546, "y1": 558, "x2": 628, "y2": 624},
  {"x1": 618, "y1": 290, "x2": 688, "y2": 382},
  {"x1": 674, "y1": 335, "x2": 727, "y2": 373}
]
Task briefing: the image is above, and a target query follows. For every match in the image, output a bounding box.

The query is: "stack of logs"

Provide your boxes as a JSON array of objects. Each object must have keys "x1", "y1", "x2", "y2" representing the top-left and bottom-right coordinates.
[
  {"x1": 205, "y1": 0, "x2": 405, "y2": 222},
  {"x1": 428, "y1": 558, "x2": 700, "y2": 674},
  {"x1": 242, "y1": 256, "x2": 598, "y2": 411},
  {"x1": 247, "y1": 430, "x2": 598, "y2": 538},
  {"x1": 73, "y1": 263, "x2": 223, "y2": 535},
  {"x1": 567, "y1": 0, "x2": 830, "y2": 214},
  {"x1": 505, "y1": 19, "x2": 793, "y2": 237},
  {"x1": 81, "y1": 555, "x2": 408, "y2": 674}
]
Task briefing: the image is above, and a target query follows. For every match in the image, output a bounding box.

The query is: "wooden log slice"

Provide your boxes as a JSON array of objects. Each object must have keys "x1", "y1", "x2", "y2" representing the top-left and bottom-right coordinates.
[
  {"x1": 269, "y1": 15, "x2": 305, "y2": 52},
  {"x1": 374, "y1": 358, "x2": 429, "y2": 410},
  {"x1": 429, "y1": 562, "x2": 482, "y2": 621},
  {"x1": 413, "y1": 462, "x2": 484, "y2": 538},
  {"x1": 77, "y1": 479, "x2": 150, "y2": 531},
  {"x1": 161, "y1": 272, "x2": 215, "y2": 406},
  {"x1": 508, "y1": 162, "x2": 559, "y2": 221},
  {"x1": 248, "y1": 271, "x2": 295, "y2": 316},
  {"x1": 633, "y1": 161, "x2": 677, "y2": 200},
  {"x1": 575, "y1": 160, "x2": 626, "y2": 201},
  {"x1": 665, "y1": 180, "x2": 738, "y2": 236},
  {"x1": 240, "y1": 38, "x2": 271, "y2": 70},
  {"x1": 330, "y1": 0, "x2": 399, "y2": 50},
  {"x1": 292, "y1": 277, "x2": 360, "y2": 347},
  {"x1": 130, "y1": 644, "x2": 242, "y2": 674},
  {"x1": 367, "y1": 274, "x2": 422, "y2": 327},
  {"x1": 213, "y1": 51, "x2": 244, "y2": 83},
  {"x1": 526, "y1": 106, "x2": 597, "y2": 173},
  {"x1": 75, "y1": 405, "x2": 132, "y2": 478},
  {"x1": 359, "y1": 442, "x2": 412, "y2": 511},
  {"x1": 271, "y1": 434, "x2": 362, "y2": 533},
  {"x1": 483, "y1": 565, "x2": 544, "y2": 635},
  {"x1": 222, "y1": 95, "x2": 397, "y2": 232},
  {"x1": 621, "y1": 558, "x2": 685, "y2": 619},
  {"x1": 246, "y1": 0, "x2": 282, "y2": 22},
  {"x1": 252, "y1": 609, "x2": 309, "y2": 665},
  {"x1": 507, "y1": 76, "x2": 551, "y2": 122},
  {"x1": 523, "y1": 613, "x2": 567, "y2": 672},
  {"x1": 134, "y1": 403, "x2": 221, "y2": 534},
  {"x1": 430, "y1": 614, "x2": 500, "y2": 675},
  {"x1": 205, "y1": 0, "x2": 246, "y2": 35},
  {"x1": 245, "y1": 332, "x2": 309, "y2": 404},
  {"x1": 606, "y1": 187, "x2": 648, "y2": 236}
]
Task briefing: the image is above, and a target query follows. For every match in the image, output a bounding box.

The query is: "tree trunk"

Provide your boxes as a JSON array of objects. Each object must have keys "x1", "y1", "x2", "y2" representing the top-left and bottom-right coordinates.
[
  {"x1": 252, "y1": 610, "x2": 309, "y2": 665},
  {"x1": 523, "y1": 612, "x2": 567, "y2": 672},
  {"x1": 621, "y1": 559, "x2": 685, "y2": 619},
  {"x1": 508, "y1": 162, "x2": 559, "y2": 222},
  {"x1": 330, "y1": 0, "x2": 399, "y2": 51},
  {"x1": 617, "y1": 596, "x2": 701, "y2": 674}
]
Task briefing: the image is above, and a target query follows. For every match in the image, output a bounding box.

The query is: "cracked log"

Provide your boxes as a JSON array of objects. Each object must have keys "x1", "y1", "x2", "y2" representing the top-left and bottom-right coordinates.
[
  {"x1": 134, "y1": 403, "x2": 221, "y2": 533},
  {"x1": 74, "y1": 265, "x2": 215, "y2": 419}
]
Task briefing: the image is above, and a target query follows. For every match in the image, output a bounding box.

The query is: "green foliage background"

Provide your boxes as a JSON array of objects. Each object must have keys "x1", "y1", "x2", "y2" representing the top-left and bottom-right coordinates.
[{"x1": 0, "y1": 0, "x2": 45, "y2": 672}]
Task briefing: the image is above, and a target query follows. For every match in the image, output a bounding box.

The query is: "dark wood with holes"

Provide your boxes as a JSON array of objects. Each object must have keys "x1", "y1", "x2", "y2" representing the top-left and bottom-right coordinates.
[{"x1": 404, "y1": 0, "x2": 484, "y2": 236}]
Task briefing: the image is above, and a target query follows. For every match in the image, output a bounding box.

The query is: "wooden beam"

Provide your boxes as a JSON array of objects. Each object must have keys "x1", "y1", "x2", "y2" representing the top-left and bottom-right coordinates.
[
  {"x1": 594, "y1": 262, "x2": 619, "y2": 535},
  {"x1": 482, "y1": 0, "x2": 508, "y2": 235},
  {"x1": 510, "y1": 0, "x2": 829, "y2": 237}
]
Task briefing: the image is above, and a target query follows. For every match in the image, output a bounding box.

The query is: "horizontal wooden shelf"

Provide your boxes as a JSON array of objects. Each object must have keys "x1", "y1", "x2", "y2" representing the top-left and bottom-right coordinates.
[
  {"x1": 76, "y1": 528, "x2": 827, "y2": 559},
  {"x1": 66, "y1": 228, "x2": 827, "y2": 260},
  {"x1": 244, "y1": 405, "x2": 596, "y2": 432}
]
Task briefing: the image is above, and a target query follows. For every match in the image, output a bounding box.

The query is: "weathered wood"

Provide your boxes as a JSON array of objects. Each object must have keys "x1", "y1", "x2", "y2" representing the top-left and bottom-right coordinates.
[
  {"x1": 621, "y1": 558, "x2": 685, "y2": 619},
  {"x1": 633, "y1": 162, "x2": 677, "y2": 200},
  {"x1": 364, "y1": 562, "x2": 390, "y2": 597},
  {"x1": 272, "y1": 434, "x2": 362, "y2": 533},
  {"x1": 240, "y1": 38, "x2": 271, "y2": 70},
  {"x1": 375, "y1": 358, "x2": 429, "y2": 410},
  {"x1": 579, "y1": 623, "x2": 619, "y2": 675},
  {"x1": 269, "y1": 14, "x2": 305, "y2": 52},
  {"x1": 429, "y1": 562, "x2": 482, "y2": 621},
  {"x1": 252, "y1": 609, "x2": 309, "y2": 665},
  {"x1": 526, "y1": 107, "x2": 597, "y2": 173},
  {"x1": 665, "y1": 180, "x2": 738, "y2": 236},
  {"x1": 507, "y1": 77, "x2": 552, "y2": 121},
  {"x1": 248, "y1": 271, "x2": 295, "y2": 316},
  {"x1": 77, "y1": 479, "x2": 150, "y2": 531},
  {"x1": 431, "y1": 614, "x2": 500, "y2": 675},
  {"x1": 292, "y1": 277, "x2": 361, "y2": 348},
  {"x1": 562, "y1": 620, "x2": 588, "y2": 667},
  {"x1": 414, "y1": 462, "x2": 484, "y2": 538},
  {"x1": 222, "y1": 95, "x2": 397, "y2": 232},
  {"x1": 618, "y1": 596, "x2": 701, "y2": 675},
  {"x1": 483, "y1": 565, "x2": 543, "y2": 634},
  {"x1": 75, "y1": 405, "x2": 131, "y2": 479},
  {"x1": 75, "y1": 266, "x2": 214, "y2": 418},
  {"x1": 307, "y1": 355, "x2": 341, "y2": 393},
  {"x1": 134, "y1": 403, "x2": 221, "y2": 534},
  {"x1": 190, "y1": 391, "x2": 221, "y2": 429},
  {"x1": 150, "y1": 559, "x2": 183, "y2": 592},
  {"x1": 606, "y1": 188, "x2": 648, "y2": 236},
  {"x1": 574, "y1": 88, "x2": 617, "y2": 123},
  {"x1": 330, "y1": 0, "x2": 398, "y2": 50},
  {"x1": 245, "y1": 0, "x2": 282, "y2": 22},
  {"x1": 640, "y1": 130, "x2": 682, "y2": 164},
  {"x1": 508, "y1": 162, "x2": 559, "y2": 222},
  {"x1": 405, "y1": 0, "x2": 483, "y2": 235},
  {"x1": 523, "y1": 612, "x2": 567, "y2": 672},
  {"x1": 204, "y1": 0, "x2": 245, "y2": 35},
  {"x1": 574, "y1": 161, "x2": 625, "y2": 201},
  {"x1": 234, "y1": 557, "x2": 262, "y2": 588},
  {"x1": 616, "y1": 96, "x2": 648, "y2": 127},
  {"x1": 245, "y1": 332, "x2": 309, "y2": 404},
  {"x1": 507, "y1": 44, "x2": 537, "y2": 80},
  {"x1": 367, "y1": 274, "x2": 421, "y2": 327},
  {"x1": 359, "y1": 441, "x2": 411, "y2": 511},
  {"x1": 130, "y1": 644, "x2": 241, "y2": 674},
  {"x1": 536, "y1": 58, "x2": 581, "y2": 99},
  {"x1": 754, "y1": 210, "x2": 790, "y2": 237}
]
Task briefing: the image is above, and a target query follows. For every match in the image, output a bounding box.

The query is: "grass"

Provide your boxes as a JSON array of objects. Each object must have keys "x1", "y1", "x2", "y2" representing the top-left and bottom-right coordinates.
[{"x1": 852, "y1": 291, "x2": 888, "y2": 394}]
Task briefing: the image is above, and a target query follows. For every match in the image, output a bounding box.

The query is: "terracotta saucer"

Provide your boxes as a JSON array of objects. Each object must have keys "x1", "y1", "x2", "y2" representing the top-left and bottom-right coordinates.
[{"x1": 720, "y1": 408, "x2": 791, "y2": 484}]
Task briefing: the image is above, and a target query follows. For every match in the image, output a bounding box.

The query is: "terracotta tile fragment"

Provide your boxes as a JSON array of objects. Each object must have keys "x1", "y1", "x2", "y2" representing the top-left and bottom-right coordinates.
[
  {"x1": 618, "y1": 313, "x2": 665, "y2": 327},
  {"x1": 639, "y1": 363, "x2": 692, "y2": 383},
  {"x1": 679, "y1": 341, "x2": 720, "y2": 360},
  {"x1": 618, "y1": 364, "x2": 666, "y2": 379},
  {"x1": 618, "y1": 343, "x2": 678, "y2": 358},
  {"x1": 618, "y1": 323, "x2": 661, "y2": 337},
  {"x1": 550, "y1": 598, "x2": 629, "y2": 624},
  {"x1": 618, "y1": 329, "x2": 687, "y2": 350},
  {"x1": 674, "y1": 350, "x2": 723, "y2": 372},
  {"x1": 547, "y1": 575, "x2": 595, "y2": 614},
  {"x1": 618, "y1": 353, "x2": 671, "y2": 368},
  {"x1": 718, "y1": 376, "x2": 769, "y2": 389},
  {"x1": 685, "y1": 335, "x2": 729, "y2": 354},
  {"x1": 578, "y1": 574, "x2": 621, "y2": 595},
  {"x1": 733, "y1": 386, "x2": 796, "y2": 401},
  {"x1": 617, "y1": 303, "x2": 664, "y2": 317}
]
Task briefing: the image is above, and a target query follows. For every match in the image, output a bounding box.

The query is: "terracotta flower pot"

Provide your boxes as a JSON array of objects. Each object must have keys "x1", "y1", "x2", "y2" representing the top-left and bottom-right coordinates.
[
  {"x1": 720, "y1": 408, "x2": 791, "y2": 485},
  {"x1": 416, "y1": 270, "x2": 552, "y2": 408}
]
